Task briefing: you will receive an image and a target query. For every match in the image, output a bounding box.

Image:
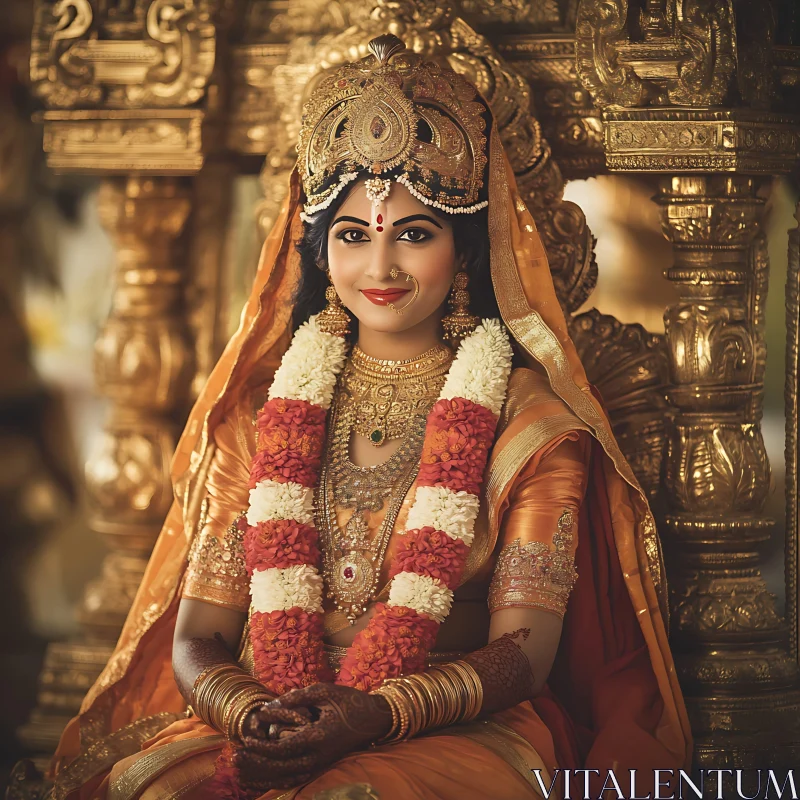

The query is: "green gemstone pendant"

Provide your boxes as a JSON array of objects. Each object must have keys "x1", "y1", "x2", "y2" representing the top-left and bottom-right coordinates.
[{"x1": 369, "y1": 428, "x2": 384, "y2": 445}]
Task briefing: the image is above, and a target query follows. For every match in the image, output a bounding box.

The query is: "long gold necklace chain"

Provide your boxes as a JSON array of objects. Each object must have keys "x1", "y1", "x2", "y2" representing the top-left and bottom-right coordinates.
[
  {"x1": 316, "y1": 345, "x2": 452, "y2": 624},
  {"x1": 317, "y1": 397, "x2": 426, "y2": 624}
]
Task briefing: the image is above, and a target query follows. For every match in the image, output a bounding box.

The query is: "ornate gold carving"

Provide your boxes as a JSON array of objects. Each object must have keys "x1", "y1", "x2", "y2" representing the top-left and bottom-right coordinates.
[
  {"x1": 575, "y1": 0, "x2": 646, "y2": 109},
  {"x1": 673, "y1": 575, "x2": 781, "y2": 633},
  {"x1": 652, "y1": 171, "x2": 800, "y2": 767},
  {"x1": 86, "y1": 176, "x2": 193, "y2": 553},
  {"x1": 603, "y1": 111, "x2": 800, "y2": 174},
  {"x1": 569, "y1": 309, "x2": 669, "y2": 499},
  {"x1": 488, "y1": 509, "x2": 578, "y2": 617},
  {"x1": 40, "y1": 109, "x2": 204, "y2": 173},
  {"x1": 575, "y1": 0, "x2": 735, "y2": 110},
  {"x1": 498, "y1": 35, "x2": 604, "y2": 178},
  {"x1": 787, "y1": 202, "x2": 800, "y2": 663},
  {"x1": 664, "y1": 421, "x2": 769, "y2": 516},
  {"x1": 31, "y1": 0, "x2": 219, "y2": 109},
  {"x1": 679, "y1": 648, "x2": 798, "y2": 687}
]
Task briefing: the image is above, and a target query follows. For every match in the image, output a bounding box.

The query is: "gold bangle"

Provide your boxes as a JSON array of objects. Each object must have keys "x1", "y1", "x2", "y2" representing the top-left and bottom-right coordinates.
[
  {"x1": 370, "y1": 660, "x2": 484, "y2": 744},
  {"x1": 230, "y1": 695, "x2": 270, "y2": 743},
  {"x1": 191, "y1": 663, "x2": 274, "y2": 737},
  {"x1": 223, "y1": 687, "x2": 265, "y2": 738},
  {"x1": 192, "y1": 664, "x2": 239, "y2": 729}
]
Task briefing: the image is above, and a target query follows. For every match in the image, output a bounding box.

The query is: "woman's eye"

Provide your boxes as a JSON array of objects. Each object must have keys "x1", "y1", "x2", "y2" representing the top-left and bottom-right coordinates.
[
  {"x1": 397, "y1": 228, "x2": 431, "y2": 243},
  {"x1": 338, "y1": 229, "x2": 369, "y2": 243}
]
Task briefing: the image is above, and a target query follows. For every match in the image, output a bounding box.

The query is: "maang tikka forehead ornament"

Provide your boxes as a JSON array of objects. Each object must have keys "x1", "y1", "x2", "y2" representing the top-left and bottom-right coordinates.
[{"x1": 297, "y1": 34, "x2": 491, "y2": 221}]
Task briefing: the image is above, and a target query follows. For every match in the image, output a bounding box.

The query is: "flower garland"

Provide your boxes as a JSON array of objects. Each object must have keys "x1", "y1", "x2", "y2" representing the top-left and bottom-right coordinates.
[{"x1": 213, "y1": 314, "x2": 511, "y2": 794}]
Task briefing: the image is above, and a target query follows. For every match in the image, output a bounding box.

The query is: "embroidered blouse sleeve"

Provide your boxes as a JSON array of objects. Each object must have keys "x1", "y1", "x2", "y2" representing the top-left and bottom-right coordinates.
[
  {"x1": 182, "y1": 398, "x2": 257, "y2": 612},
  {"x1": 488, "y1": 431, "x2": 590, "y2": 619}
]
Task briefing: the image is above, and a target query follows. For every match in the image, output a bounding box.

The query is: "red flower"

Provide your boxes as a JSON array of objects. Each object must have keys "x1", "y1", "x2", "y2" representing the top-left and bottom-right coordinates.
[
  {"x1": 243, "y1": 520, "x2": 320, "y2": 573},
  {"x1": 418, "y1": 398, "x2": 497, "y2": 494},
  {"x1": 389, "y1": 527, "x2": 469, "y2": 590},
  {"x1": 249, "y1": 399, "x2": 326, "y2": 488},
  {"x1": 251, "y1": 608, "x2": 333, "y2": 694},
  {"x1": 337, "y1": 603, "x2": 438, "y2": 692},
  {"x1": 208, "y1": 742, "x2": 268, "y2": 800}
]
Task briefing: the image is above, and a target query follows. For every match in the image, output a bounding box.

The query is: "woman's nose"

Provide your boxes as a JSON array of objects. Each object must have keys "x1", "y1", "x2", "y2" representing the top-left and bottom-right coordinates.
[{"x1": 362, "y1": 238, "x2": 395, "y2": 282}]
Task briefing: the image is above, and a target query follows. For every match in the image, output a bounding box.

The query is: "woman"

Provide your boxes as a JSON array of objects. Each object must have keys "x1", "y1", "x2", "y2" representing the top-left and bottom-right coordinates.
[{"x1": 47, "y1": 34, "x2": 691, "y2": 800}]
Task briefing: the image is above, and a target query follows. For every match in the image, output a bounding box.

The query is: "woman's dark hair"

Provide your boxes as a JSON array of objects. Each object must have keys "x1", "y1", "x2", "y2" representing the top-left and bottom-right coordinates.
[{"x1": 292, "y1": 183, "x2": 500, "y2": 338}]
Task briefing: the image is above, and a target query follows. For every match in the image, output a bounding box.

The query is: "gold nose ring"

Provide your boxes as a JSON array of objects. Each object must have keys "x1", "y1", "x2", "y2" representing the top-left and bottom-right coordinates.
[{"x1": 388, "y1": 268, "x2": 420, "y2": 315}]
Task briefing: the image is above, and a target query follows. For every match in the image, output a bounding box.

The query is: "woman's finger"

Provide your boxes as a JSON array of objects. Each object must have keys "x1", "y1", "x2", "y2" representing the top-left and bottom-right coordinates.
[
  {"x1": 274, "y1": 683, "x2": 332, "y2": 710},
  {"x1": 241, "y1": 723, "x2": 325, "y2": 759},
  {"x1": 248, "y1": 705, "x2": 310, "y2": 730}
]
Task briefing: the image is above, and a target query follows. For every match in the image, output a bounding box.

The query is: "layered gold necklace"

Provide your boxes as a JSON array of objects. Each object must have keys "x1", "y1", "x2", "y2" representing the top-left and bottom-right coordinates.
[{"x1": 317, "y1": 343, "x2": 453, "y2": 623}]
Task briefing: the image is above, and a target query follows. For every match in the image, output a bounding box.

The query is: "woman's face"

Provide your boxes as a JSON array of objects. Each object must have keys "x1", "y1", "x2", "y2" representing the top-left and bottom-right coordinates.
[{"x1": 326, "y1": 181, "x2": 460, "y2": 335}]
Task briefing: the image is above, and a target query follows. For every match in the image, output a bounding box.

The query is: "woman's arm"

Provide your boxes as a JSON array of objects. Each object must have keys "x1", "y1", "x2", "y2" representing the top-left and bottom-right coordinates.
[
  {"x1": 470, "y1": 431, "x2": 590, "y2": 711},
  {"x1": 172, "y1": 597, "x2": 247, "y2": 705},
  {"x1": 463, "y1": 606, "x2": 563, "y2": 713}
]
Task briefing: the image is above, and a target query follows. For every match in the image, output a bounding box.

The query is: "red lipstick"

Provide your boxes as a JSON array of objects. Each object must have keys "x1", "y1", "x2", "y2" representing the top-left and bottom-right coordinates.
[{"x1": 360, "y1": 288, "x2": 411, "y2": 306}]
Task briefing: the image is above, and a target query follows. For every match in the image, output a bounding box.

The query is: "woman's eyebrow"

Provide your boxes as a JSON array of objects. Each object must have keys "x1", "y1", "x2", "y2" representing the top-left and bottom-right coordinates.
[
  {"x1": 392, "y1": 214, "x2": 443, "y2": 229},
  {"x1": 331, "y1": 215, "x2": 369, "y2": 226}
]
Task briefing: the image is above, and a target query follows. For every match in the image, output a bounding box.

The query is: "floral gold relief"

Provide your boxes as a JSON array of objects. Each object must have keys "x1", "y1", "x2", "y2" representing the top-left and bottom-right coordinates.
[{"x1": 575, "y1": 2, "x2": 800, "y2": 767}]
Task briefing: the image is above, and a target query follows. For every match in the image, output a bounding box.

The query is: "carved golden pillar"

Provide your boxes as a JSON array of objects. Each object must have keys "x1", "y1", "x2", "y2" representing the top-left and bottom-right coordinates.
[
  {"x1": 655, "y1": 175, "x2": 800, "y2": 766},
  {"x1": 575, "y1": 0, "x2": 800, "y2": 770},
  {"x1": 19, "y1": 0, "x2": 223, "y2": 756},
  {"x1": 83, "y1": 176, "x2": 193, "y2": 629}
]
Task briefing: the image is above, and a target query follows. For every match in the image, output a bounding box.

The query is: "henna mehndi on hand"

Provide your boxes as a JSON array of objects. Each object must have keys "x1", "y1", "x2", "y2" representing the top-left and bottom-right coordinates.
[
  {"x1": 172, "y1": 634, "x2": 237, "y2": 705},
  {"x1": 464, "y1": 627, "x2": 535, "y2": 714}
]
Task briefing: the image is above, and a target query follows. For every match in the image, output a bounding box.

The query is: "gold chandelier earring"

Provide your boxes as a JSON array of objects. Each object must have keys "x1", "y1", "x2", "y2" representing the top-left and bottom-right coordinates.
[
  {"x1": 317, "y1": 271, "x2": 351, "y2": 338},
  {"x1": 442, "y1": 271, "x2": 480, "y2": 345}
]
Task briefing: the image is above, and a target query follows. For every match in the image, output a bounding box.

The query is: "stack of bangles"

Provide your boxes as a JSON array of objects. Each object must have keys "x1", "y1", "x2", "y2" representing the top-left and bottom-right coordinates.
[
  {"x1": 191, "y1": 663, "x2": 274, "y2": 743},
  {"x1": 370, "y1": 660, "x2": 484, "y2": 744}
]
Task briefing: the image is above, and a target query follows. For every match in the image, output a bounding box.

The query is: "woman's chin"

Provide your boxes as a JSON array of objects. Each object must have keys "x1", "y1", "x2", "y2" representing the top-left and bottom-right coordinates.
[{"x1": 348, "y1": 305, "x2": 426, "y2": 334}]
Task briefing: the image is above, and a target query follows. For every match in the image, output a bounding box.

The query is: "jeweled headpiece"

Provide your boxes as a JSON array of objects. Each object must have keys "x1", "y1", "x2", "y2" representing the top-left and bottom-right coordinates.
[{"x1": 297, "y1": 34, "x2": 491, "y2": 220}]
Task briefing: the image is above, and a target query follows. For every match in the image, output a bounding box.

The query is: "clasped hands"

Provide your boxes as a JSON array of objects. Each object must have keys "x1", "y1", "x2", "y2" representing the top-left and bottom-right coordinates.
[{"x1": 233, "y1": 683, "x2": 393, "y2": 791}]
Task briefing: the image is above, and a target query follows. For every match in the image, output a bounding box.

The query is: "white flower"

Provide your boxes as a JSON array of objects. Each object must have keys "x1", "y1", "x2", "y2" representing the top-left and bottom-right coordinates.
[
  {"x1": 439, "y1": 318, "x2": 513, "y2": 416},
  {"x1": 247, "y1": 480, "x2": 314, "y2": 526},
  {"x1": 388, "y1": 572, "x2": 453, "y2": 624},
  {"x1": 250, "y1": 565, "x2": 324, "y2": 613},
  {"x1": 268, "y1": 314, "x2": 348, "y2": 409},
  {"x1": 405, "y1": 486, "x2": 479, "y2": 546}
]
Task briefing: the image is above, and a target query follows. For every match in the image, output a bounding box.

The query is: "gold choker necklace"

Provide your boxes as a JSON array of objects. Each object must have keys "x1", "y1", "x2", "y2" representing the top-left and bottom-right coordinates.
[{"x1": 341, "y1": 343, "x2": 453, "y2": 446}]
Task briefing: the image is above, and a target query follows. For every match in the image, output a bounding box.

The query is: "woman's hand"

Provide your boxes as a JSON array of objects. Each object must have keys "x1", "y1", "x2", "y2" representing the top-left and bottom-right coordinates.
[{"x1": 233, "y1": 683, "x2": 393, "y2": 790}]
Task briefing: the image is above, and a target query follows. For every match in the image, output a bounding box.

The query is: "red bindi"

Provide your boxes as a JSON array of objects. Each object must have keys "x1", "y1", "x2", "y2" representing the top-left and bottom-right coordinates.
[{"x1": 376, "y1": 226, "x2": 383, "y2": 231}]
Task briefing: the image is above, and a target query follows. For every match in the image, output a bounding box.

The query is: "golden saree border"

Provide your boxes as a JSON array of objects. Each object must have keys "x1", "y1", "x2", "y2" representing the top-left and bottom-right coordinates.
[
  {"x1": 437, "y1": 719, "x2": 551, "y2": 799},
  {"x1": 486, "y1": 133, "x2": 665, "y2": 613},
  {"x1": 108, "y1": 734, "x2": 225, "y2": 800},
  {"x1": 487, "y1": 131, "x2": 690, "y2": 767},
  {"x1": 51, "y1": 713, "x2": 183, "y2": 800},
  {"x1": 485, "y1": 413, "x2": 591, "y2": 531}
]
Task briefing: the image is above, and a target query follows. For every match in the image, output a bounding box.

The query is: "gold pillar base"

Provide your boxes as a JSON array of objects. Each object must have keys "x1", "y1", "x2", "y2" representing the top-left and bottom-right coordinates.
[
  {"x1": 691, "y1": 688, "x2": 800, "y2": 757},
  {"x1": 16, "y1": 641, "x2": 114, "y2": 754}
]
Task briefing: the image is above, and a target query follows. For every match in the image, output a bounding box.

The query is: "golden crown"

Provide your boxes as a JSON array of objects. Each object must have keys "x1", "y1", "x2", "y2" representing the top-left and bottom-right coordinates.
[{"x1": 297, "y1": 34, "x2": 490, "y2": 220}]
